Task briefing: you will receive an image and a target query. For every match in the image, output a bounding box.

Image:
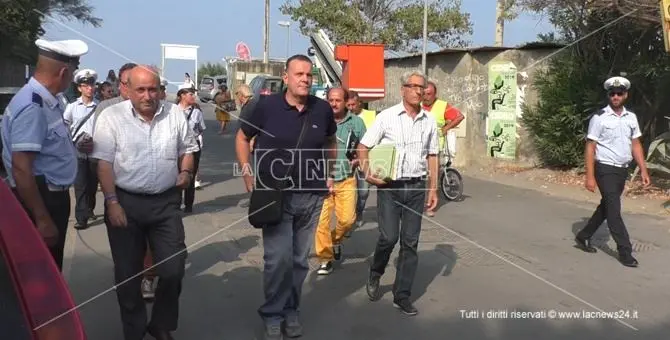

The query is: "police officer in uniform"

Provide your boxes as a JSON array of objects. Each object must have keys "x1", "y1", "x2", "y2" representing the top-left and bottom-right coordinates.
[
  {"x1": 1, "y1": 38, "x2": 88, "y2": 271},
  {"x1": 575, "y1": 76, "x2": 650, "y2": 268},
  {"x1": 64, "y1": 68, "x2": 99, "y2": 230}
]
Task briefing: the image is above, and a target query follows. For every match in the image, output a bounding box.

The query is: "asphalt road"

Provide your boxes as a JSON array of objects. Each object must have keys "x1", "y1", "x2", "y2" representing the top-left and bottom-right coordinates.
[{"x1": 63, "y1": 103, "x2": 670, "y2": 339}]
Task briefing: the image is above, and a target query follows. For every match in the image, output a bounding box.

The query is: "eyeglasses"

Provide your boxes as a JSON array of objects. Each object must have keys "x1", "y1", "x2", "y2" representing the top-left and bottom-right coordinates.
[
  {"x1": 403, "y1": 84, "x2": 426, "y2": 91},
  {"x1": 609, "y1": 92, "x2": 624, "y2": 97}
]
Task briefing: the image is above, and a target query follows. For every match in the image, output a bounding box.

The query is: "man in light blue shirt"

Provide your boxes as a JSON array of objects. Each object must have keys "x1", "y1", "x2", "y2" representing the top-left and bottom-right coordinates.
[
  {"x1": 1, "y1": 38, "x2": 88, "y2": 271},
  {"x1": 64, "y1": 68, "x2": 99, "y2": 229},
  {"x1": 575, "y1": 76, "x2": 650, "y2": 268}
]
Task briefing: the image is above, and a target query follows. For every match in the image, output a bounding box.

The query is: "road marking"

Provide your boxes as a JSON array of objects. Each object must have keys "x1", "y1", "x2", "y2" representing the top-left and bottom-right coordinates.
[
  {"x1": 394, "y1": 200, "x2": 639, "y2": 331},
  {"x1": 62, "y1": 223, "x2": 78, "y2": 283}
]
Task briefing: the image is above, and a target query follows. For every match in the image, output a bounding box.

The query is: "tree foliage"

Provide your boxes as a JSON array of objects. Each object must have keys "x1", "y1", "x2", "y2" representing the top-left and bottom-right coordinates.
[
  {"x1": 520, "y1": 1, "x2": 670, "y2": 168},
  {"x1": 280, "y1": 0, "x2": 473, "y2": 52},
  {"x1": 197, "y1": 62, "x2": 227, "y2": 83},
  {"x1": 0, "y1": 0, "x2": 101, "y2": 63}
]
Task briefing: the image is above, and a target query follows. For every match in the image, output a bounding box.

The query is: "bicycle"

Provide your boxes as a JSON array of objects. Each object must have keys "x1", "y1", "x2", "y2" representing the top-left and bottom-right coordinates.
[{"x1": 439, "y1": 145, "x2": 464, "y2": 201}]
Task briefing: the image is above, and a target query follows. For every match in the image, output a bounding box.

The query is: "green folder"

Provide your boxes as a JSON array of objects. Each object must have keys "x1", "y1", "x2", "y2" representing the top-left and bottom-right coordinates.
[{"x1": 368, "y1": 144, "x2": 397, "y2": 181}]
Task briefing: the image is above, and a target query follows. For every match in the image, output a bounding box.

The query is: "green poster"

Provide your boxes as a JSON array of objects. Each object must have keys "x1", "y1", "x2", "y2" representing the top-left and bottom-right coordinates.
[
  {"x1": 487, "y1": 111, "x2": 517, "y2": 159},
  {"x1": 487, "y1": 62, "x2": 517, "y2": 159}
]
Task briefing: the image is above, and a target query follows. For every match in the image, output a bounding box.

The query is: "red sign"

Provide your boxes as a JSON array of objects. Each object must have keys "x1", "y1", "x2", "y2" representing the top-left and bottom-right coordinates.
[{"x1": 236, "y1": 42, "x2": 251, "y2": 61}]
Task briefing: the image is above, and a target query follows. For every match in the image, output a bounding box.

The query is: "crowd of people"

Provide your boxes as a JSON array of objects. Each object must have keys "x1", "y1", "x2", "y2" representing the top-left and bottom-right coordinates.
[{"x1": 0, "y1": 36, "x2": 650, "y2": 340}]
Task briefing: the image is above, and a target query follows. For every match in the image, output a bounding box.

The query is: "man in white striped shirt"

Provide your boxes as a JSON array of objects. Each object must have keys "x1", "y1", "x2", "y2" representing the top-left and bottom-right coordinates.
[
  {"x1": 357, "y1": 70, "x2": 439, "y2": 316},
  {"x1": 92, "y1": 65, "x2": 197, "y2": 340}
]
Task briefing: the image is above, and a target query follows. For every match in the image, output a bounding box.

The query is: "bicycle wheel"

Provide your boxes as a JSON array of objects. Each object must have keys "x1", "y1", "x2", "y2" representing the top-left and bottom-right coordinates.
[{"x1": 440, "y1": 168, "x2": 463, "y2": 201}]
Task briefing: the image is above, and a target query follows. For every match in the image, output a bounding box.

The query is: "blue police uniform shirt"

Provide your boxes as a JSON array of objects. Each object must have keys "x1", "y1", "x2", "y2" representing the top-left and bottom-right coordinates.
[
  {"x1": 1, "y1": 77, "x2": 78, "y2": 187},
  {"x1": 586, "y1": 105, "x2": 641, "y2": 166},
  {"x1": 63, "y1": 96, "x2": 98, "y2": 140},
  {"x1": 240, "y1": 92, "x2": 337, "y2": 192}
]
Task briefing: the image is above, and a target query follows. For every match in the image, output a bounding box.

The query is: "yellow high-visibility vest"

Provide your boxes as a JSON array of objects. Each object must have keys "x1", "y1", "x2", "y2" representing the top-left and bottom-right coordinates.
[
  {"x1": 426, "y1": 99, "x2": 448, "y2": 149},
  {"x1": 358, "y1": 109, "x2": 376, "y2": 129}
]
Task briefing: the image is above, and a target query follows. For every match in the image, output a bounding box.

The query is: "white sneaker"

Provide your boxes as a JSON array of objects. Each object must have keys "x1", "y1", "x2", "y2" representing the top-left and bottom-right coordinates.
[
  {"x1": 194, "y1": 179, "x2": 202, "y2": 189},
  {"x1": 317, "y1": 262, "x2": 333, "y2": 275}
]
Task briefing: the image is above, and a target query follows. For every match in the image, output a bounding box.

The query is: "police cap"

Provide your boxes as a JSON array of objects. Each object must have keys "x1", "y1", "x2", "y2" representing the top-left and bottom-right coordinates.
[
  {"x1": 35, "y1": 38, "x2": 89, "y2": 66},
  {"x1": 74, "y1": 69, "x2": 98, "y2": 84},
  {"x1": 603, "y1": 76, "x2": 631, "y2": 92}
]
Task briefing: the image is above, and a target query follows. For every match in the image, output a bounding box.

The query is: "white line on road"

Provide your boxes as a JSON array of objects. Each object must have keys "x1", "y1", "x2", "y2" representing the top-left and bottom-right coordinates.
[
  {"x1": 62, "y1": 221, "x2": 78, "y2": 283},
  {"x1": 394, "y1": 200, "x2": 639, "y2": 331}
]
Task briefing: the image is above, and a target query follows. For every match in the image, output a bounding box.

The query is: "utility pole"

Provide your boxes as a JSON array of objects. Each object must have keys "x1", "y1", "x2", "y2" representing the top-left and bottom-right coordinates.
[
  {"x1": 495, "y1": 0, "x2": 505, "y2": 47},
  {"x1": 264, "y1": 0, "x2": 270, "y2": 64},
  {"x1": 421, "y1": 0, "x2": 428, "y2": 74}
]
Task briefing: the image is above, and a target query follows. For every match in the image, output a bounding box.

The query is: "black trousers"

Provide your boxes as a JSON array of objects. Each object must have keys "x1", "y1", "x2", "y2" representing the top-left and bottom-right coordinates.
[
  {"x1": 74, "y1": 157, "x2": 98, "y2": 223},
  {"x1": 106, "y1": 187, "x2": 186, "y2": 340},
  {"x1": 12, "y1": 176, "x2": 70, "y2": 271},
  {"x1": 370, "y1": 179, "x2": 426, "y2": 301},
  {"x1": 577, "y1": 163, "x2": 633, "y2": 255},
  {"x1": 182, "y1": 149, "x2": 201, "y2": 209}
]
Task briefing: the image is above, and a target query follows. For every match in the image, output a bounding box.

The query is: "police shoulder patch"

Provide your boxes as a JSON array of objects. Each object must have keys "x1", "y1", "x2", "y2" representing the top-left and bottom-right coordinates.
[{"x1": 32, "y1": 92, "x2": 43, "y2": 107}]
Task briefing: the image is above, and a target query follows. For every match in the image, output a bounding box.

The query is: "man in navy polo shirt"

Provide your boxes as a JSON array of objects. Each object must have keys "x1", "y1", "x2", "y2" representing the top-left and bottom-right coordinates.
[{"x1": 235, "y1": 54, "x2": 337, "y2": 340}]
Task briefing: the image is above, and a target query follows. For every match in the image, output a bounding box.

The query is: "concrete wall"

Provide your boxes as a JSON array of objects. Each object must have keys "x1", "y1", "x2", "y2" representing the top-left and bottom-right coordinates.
[{"x1": 371, "y1": 47, "x2": 560, "y2": 168}]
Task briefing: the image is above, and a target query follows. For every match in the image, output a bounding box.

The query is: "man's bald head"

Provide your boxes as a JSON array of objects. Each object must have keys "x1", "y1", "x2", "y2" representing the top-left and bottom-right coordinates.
[
  {"x1": 127, "y1": 65, "x2": 161, "y2": 116},
  {"x1": 34, "y1": 55, "x2": 75, "y2": 94},
  {"x1": 127, "y1": 65, "x2": 160, "y2": 88}
]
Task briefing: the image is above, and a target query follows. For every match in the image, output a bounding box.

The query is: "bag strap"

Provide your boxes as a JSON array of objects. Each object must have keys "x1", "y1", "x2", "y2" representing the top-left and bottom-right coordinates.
[
  {"x1": 187, "y1": 106, "x2": 195, "y2": 121},
  {"x1": 71, "y1": 104, "x2": 98, "y2": 141},
  {"x1": 281, "y1": 113, "x2": 310, "y2": 180}
]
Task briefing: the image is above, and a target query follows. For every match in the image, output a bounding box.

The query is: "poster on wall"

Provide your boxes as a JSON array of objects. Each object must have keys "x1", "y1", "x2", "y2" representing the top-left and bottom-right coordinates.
[
  {"x1": 487, "y1": 62, "x2": 517, "y2": 159},
  {"x1": 486, "y1": 111, "x2": 517, "y2": 159}
]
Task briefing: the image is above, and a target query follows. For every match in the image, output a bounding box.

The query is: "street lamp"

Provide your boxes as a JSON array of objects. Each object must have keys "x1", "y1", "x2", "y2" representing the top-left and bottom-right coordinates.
[
  {"x1": 278, "y1": 21, "x2": 291, "y2": 59},
  {"x1": 422, "y1": 0, "x2": 428, "y2": 75}
]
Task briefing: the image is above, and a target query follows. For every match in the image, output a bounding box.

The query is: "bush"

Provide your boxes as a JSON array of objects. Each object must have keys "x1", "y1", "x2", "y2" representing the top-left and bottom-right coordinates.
[
  {"x1": 522, "y1": 7, "x2": 670, "y2": 169},
  {"x1": 521, "y1": 52, "x2": 603, "y2": 168}
]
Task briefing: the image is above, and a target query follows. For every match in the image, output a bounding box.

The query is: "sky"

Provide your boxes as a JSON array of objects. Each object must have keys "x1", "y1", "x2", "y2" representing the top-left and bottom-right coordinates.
[{"x1": 42, "y1": 0, "x2": 554, "y2": 87}]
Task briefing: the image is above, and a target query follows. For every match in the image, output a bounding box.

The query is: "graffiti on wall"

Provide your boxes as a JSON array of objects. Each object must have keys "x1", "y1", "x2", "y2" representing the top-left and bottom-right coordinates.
[
  {"x1": 442, "y1": 74, "x2": 486, "y2": 113},
  {"x1": 486, "y1": 62, "x2": 517, "y2": 159}
]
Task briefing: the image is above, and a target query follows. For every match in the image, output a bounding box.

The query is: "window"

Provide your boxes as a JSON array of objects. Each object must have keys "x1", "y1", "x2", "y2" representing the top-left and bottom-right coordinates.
[
  {"x1": 265, "y1": 79, "x2": 282, "y2": 93},
  {"x1": 249, "y1": 78, "x2": 261, "y2": 92}
]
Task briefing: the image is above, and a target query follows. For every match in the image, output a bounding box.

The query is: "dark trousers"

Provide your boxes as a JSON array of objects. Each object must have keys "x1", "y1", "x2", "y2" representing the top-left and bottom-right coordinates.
[
  {"x1": 74, "y1": 157, "x2": 98, "y2": 223},
  {"x1": 370, "y1": 179, "x2": 426, "y2": 301},
  {"x1": 106, "y1": 187, "x2": 186, "y2": 340},
  {"x1": 355, "y1": 170, "x2": 370, "y2": 220},
  {"x1": 258, "y1": 192, "x2": 325, "y2": 324},
  {"x1": 577, "y1": 163, "x2": 633, "y2": 255},
  {"x1": 182, "y1": 150, "x2": 201, "y2": 209},
  {"x1": 12, "y1": 176, "x2": 70, "y2": 271}
]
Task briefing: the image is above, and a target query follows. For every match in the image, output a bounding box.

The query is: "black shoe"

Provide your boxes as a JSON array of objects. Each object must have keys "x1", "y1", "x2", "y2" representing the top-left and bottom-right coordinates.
[
  {"x1": 317, "y1": 261, "x2": 333, "y2": 275},
  {"x1": 575, "y1": 237, "x2": 597, "y2": 253},
  {"x1": 333, "y1": 244, "x2": 342, "y2": 261},
  {"x1": 183, "y1": 206, "x2": 193, "y2": 214},
  {"x1": 393, "y1": 299, "x2": 418, "y2": 316},
  {"x1": 366, "y1": 272, "x2": 381, "y2": 301},
  {"x1": 619, "y1": 253, "x2": 638, "y2": 267},
  {"x1": 89, "y1": 210, "x2": 98, "y2": 221},
  {"x1": 74, "y1": 221, "x2": 89, "y2": 230}
]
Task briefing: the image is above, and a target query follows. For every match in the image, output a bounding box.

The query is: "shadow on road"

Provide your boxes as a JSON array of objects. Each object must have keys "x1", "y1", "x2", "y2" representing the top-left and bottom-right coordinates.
[
  {"x1": 71, "y1": 230, "x2": 667, "y2": 340},
  {"x1": 571, "y1": 217, "x2": 617, "y2": 259}
]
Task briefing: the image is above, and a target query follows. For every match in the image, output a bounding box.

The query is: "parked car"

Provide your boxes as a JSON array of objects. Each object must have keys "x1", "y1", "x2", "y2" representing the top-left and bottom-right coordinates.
[
  {"x1": 197, "y1": 75, "x2": 227, "y2": 102},
  {"x1": 0, "y1": 180, "x2": 86, "y2": 339},
  {"x1": 248, "y1": 75, "x2": 283, "y2": 99}
]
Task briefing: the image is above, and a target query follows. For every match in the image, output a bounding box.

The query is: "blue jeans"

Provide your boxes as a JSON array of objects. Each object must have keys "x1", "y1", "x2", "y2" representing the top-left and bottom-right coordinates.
[
  {"x1": 355, "y1": 170, "x2": 369, "y2": 220},
  {"x1": 370, "y1": 179, "x2": 426, "y2": 301},
  {"x1": 258, "y1": 192, "x2": 325, "y2": 324}
]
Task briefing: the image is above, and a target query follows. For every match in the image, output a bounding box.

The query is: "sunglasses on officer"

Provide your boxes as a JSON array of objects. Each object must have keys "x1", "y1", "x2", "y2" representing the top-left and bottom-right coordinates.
[{"x1": 608, "y1": 91, "x2": 625, "y2": 97}]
